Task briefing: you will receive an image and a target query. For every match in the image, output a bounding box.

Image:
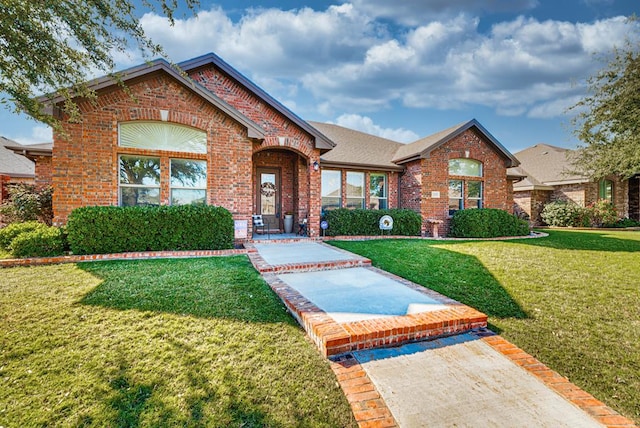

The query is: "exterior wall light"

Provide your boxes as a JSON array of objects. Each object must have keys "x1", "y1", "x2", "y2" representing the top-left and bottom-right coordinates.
[{"x1": 312, "y1": 161, "x2": 319, "y2": 171}]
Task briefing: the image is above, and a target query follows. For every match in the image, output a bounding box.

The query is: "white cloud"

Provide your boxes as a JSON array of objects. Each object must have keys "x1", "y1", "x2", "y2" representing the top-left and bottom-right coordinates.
[
  {"x1": 333, "y1": 114, "x2": 419, "y2": 142},
  {"x1": 135, "y1": 5, "x2": 636, "y2": 123},
  {"x1": 349, "y1": 0, "x2": 538, "y2": 26},
  {"x1": 302, "y1": 14, "x2": 636, "y2": 119},
  {"x1": 11, "y1": 125, "x2": 53, "y2": 145}
]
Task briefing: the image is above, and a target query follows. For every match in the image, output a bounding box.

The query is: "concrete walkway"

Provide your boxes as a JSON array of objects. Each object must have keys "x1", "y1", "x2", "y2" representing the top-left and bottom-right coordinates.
[{"x1": 250, "y1": 240, "x2": 636, "y2": 428}]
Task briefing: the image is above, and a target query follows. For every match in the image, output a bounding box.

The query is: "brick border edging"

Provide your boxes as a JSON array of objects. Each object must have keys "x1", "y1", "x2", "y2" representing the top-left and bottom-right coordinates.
[
  {"x1": 322, "y1": 231, "x2": 548, "y2": 241},
  {"x1": 330, "y1": 354, "x2": 398, "y2": 428},
  {"x1": 471, "y1": 329, "x2": 638, "y2": 428},
  {"x1": 0, "y1": 248, "x2": 252, "y2": 268}
]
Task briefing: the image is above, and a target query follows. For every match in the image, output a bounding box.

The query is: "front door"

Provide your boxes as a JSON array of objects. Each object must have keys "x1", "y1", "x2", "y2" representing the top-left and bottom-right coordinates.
[{"x1": 257, "y1": 168, "x2": 280, "y2": 230}]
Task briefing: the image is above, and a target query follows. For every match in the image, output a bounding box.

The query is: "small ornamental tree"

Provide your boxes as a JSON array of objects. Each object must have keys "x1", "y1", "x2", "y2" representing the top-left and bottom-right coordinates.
[{"x1": 0, "y1": 184, "x2": 53, "y2": 225}]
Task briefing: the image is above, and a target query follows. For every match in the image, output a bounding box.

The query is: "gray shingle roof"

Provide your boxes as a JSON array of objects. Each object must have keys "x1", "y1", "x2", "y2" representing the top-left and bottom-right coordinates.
[
  {"x1": 0, "y1": 137, "x2": 35, "y2": 178},
  {"x1": 513, "y1": 144, "x2": 587, "y2": 190},
  {"x1": 310, "y1": 122, "x2": 404, "y2": 171},
  {"x1": 393, "y1": 119, "x2": 519, "y2": 167}
]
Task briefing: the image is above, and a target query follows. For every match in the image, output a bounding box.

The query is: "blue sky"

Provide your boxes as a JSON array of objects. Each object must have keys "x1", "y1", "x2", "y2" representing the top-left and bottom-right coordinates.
[{"x1": 1, "y1": 0, "x2": 637, "y2": 153}]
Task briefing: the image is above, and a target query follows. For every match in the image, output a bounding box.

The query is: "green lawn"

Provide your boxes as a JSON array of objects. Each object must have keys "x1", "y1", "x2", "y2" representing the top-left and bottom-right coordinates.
[
  {"x1": 0, "y1": 256, "x2": 356, "y2": 427},
  {"x1": 329, "y1": 229, "x2": 640, "y2": 423}
]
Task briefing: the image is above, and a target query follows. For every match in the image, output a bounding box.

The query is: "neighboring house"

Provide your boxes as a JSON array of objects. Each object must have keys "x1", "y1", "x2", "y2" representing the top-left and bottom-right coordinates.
[
  {"x1": 33, "y1": 52, "x2": 520, "y2": 238},
  {"x1": 0, "y1": 137, "x2": 36, "y2": 203},
  {"x1": 511, "y1": 143, "x2": 640, "y2": 224}
]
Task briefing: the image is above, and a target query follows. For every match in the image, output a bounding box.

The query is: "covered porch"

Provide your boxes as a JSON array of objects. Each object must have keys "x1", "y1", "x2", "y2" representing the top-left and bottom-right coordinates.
[{"x1": 252, "y1": 146, "x2": 316, "y2": 238}]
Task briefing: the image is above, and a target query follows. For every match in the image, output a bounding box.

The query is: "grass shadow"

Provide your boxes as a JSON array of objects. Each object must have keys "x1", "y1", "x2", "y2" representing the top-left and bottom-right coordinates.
[
  {"x1": 77, "y1": 256, "x2": 295, "y2": 325},
  {"x1": 518, "y1": 229, "x2": 640, "y2": 252},
  {"x1": 328, "y1": 239, "x2": 528, "y2": 321}
]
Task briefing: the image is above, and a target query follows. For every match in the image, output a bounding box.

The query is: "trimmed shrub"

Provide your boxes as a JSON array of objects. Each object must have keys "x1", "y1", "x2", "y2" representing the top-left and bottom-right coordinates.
[
  {"x1": 540, "y1": 201, "x2": 586, "y2": 227},
  {"x1": 66, "y1": 205, "x2": 234, "y2": 255},
  {"x1": 449, "y1": 208, "x2": 530, "y2": 238},
  {"x1": 603, "y1": 218, "x2": 640, "y2": 228},
  {"x1": 323, "y1": 209, "x2": 421, "y2": 236},
  {"x1": 10, "y1": 226, "x2": 65, "y2": 258},
  {"x1": 0, "y1": 221, "x2": 47, "y2": 250}
]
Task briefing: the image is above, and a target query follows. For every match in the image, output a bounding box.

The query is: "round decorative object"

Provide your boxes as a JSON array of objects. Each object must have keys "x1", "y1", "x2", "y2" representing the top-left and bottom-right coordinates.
[
  {"x1": 320, "y1": 220, "x2": 329, "y2": 230},
  {"x1": 379, "y1": 215, "x2": 394, "y2": 231},
  {"x1": 260, "y1": 182, "x2": 276, "y2": 197}
]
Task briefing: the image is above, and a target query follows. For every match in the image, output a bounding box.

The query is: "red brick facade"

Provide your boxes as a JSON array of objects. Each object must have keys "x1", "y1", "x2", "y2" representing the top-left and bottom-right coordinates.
[
  {"x1": 514, "y1": 175, "x2": 630, "y2": 225},
  {"x1": 401, "y1": 129, "x2": 515, "y2": 236},
  {"x1": 48, "y1": 56, "x2": 517, "y2": 239}
]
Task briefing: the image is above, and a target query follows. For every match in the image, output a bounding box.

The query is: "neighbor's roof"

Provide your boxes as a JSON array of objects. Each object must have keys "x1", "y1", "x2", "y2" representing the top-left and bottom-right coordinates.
[
  {"x1": 0, "y1": 137, "x2": 35, "y2": 178},
  {"x1": 5, "y1": 142, "x2": 53, "y2": 158},
  {"x1": 392, "y1": 119, "x2": 520, "y2": 167},
  {"x1": 309, "y1": 122, "x2": 404, "y2": 171},
  {"x1": 39, "y1": 58, "x2": 266, "y2": 140},
  {"x1": 179, "y1": 53, "x2": 335, "y2": 151},
  {"x1": 513, "y1": 144, "x2": 588, "y2": 190}
]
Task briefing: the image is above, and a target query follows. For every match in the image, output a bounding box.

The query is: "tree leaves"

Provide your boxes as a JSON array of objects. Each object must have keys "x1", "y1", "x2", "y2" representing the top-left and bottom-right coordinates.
[
  {"x1": 569, "y1": 27, "x2": 640, "y2": 180},
  {"x1": 0, "y1": 0, "x2": 199, "y2": 130}
]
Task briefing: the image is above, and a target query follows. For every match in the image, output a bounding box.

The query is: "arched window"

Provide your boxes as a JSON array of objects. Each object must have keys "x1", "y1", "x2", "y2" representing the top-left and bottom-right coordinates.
[
  {"x1": 448, "y1": 159, "x2": 483, "y2": 215},
  {"x1": 599, "y1": 179, "x2": 613, "y2": 203},
  {"x1": 119, "y1": 121, "x2": 206, "y2": 153},
  {"x1": 448, "y1": 159, "x2": 482, "y2": 177}
]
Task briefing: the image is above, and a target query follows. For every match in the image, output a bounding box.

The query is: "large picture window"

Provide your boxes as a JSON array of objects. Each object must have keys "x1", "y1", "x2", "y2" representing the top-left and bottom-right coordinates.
[
  {"x1": 170, "y1": 159, "x2": 207, "y2": 205},
  {"x1": 321, "y1": 170, "x2": 342, "y2": 213},
  {"x1": 369, "y1": 173, "x2": 387, "y2": 209},
  {"x1": 346, "y1": 172, "x2": 365, "y2": 209},
  {"x1": 119, "y1": 155, "x2": 161, "y2": 206}
]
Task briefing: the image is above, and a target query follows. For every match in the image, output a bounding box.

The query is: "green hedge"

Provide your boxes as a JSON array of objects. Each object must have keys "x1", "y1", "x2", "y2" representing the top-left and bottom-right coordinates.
[
  {"x1": 449, "y1": 208, "x2": 530, "y2": 238},
  {"x1": 66, "y1": 205, "x2": 234, "y2": 255},
  {"x1": 10, "y1": 226, "x2": 65, "y2": 258},
  {"x1": 0, "y1": 221, "x2": 47, "y2": 250},
  {"x1": 323, "y1": 209, "x2": 421, "y2": 236}
]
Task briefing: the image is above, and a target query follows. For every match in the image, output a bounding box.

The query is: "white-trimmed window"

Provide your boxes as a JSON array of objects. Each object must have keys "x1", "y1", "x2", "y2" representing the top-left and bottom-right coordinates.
[
  {"x1": 467, "y1": 181, "x2": 483, "y2": 209},
  {"x1": 118, "y1": 122, "x2": 207, "y2": 207},
  {"x1": 369, "y1": 173, "x2": 387, "y2": 209},
  {"x1": 321, "y1": 170, "x2": 342, "y2": 213},
  {"x1": 449, "y1": 180, "x2": 463, "y2": 214},
  {"x1": 119, "y1": 155, "x2": 161, "y2": 206},
  {"x1": 449, "y1": 159, "x2": 482, "y2": 177},
  {"x1": 346, "y1": 172, "x2": 365, "y2": 209},
  {"x1": 448, "y1": 159, "x2": 483, "y2": 215},
  {"x1": 170, "y1": 159, "x2": 207, "y2": 205}
]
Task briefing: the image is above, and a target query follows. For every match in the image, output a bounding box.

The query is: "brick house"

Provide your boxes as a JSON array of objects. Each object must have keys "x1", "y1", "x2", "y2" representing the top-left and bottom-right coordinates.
[
  {"x1": 35, "y1": 52, "x2": 520, "y2": 238},
  {"x1": 511, "y1": 144, "x2": 640, "y2": 225}
]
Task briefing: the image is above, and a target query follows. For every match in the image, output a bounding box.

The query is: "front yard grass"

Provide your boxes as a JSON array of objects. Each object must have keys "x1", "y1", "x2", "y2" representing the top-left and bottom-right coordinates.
[
  {"x1": 329, "y1": 229, "x2": 640, "y2": 423},
  {"x1": 0, "y1": 256, "x2": 356, "y2": 427}
]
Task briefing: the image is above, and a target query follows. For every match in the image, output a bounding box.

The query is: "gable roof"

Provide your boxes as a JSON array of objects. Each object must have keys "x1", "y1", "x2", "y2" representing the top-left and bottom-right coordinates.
[
  {"x1": 392, "y1": 119, "x2": 519, "y2": 167},
  {"x1": 179, "y1": 53, "x2": 335, "y2": 151},
  {"x1": 39, "y1": 59, "x2": 266, "y2": 140},
  {"x1": 0, "y1": 137, "x2": 35, "y2": 178},
  {"x1": 513, "y1": 144, "x2": 588, "y2": 190},
  {"x1": 309, "y1": 122, "x2": 404, "y2": 171}
]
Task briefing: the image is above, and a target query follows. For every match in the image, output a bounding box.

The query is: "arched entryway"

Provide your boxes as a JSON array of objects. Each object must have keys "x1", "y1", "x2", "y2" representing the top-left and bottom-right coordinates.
[{"x1": 252, "y1": 148, "x2": 311, "y2": 234}]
